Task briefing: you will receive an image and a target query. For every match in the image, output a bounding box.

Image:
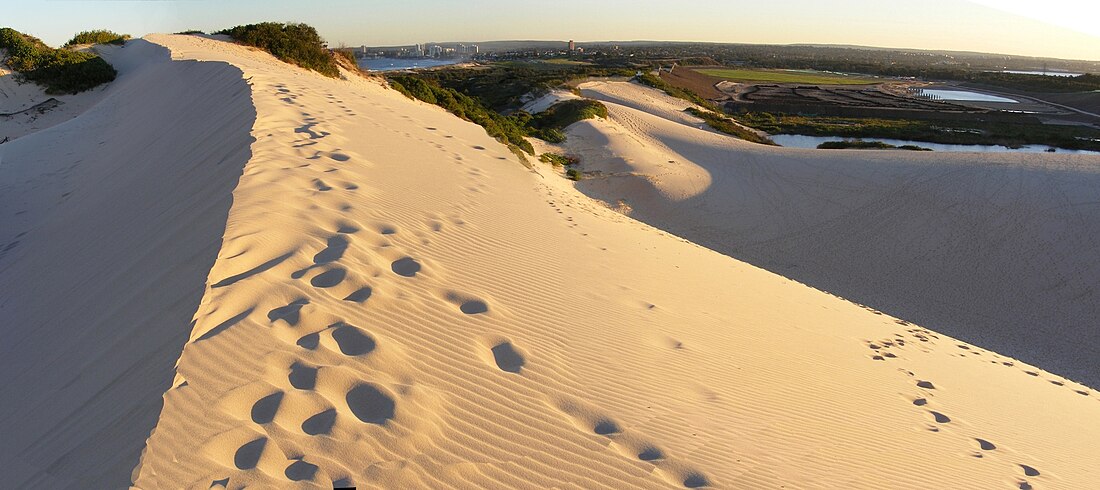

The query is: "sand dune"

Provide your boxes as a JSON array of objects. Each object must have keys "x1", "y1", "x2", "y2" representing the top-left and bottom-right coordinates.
[
  {"x1": 0, "y1": 39, "x2": 255, "y2": 487},
  {"x1": 569, "y1": 80, "x2": 1100, "y2": 389},
  {"x1": 3, "y1": 34, "x2": 1100, "y2": 489}
]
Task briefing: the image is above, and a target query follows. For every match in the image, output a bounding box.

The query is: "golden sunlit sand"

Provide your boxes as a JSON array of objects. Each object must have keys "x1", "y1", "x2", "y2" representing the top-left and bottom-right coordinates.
[{"x1": 2, "y1": 34, "x2": 1098, "y2": 489}]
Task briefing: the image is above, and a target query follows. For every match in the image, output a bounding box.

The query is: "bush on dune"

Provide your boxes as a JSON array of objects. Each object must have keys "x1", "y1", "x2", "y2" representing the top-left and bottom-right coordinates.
[
  {"x1": 0, "y1": 27, "x2": 117, "y2": 94},
  {"x1": 65, "y1": 30, "x2": 129, "y2": 46},
  {"x1": 527, "y1": 99, "x2": 607, "y2": 142},
  {"x1": 217, "y1": 22, "x2": 340, "y2": 78},
  {"x1": 389, "y1": 75, "x2": 535, "y2": 154}
]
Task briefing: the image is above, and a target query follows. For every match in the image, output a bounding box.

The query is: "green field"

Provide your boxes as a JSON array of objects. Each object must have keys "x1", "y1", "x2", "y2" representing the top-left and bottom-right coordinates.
[{"x1": 696, "y1": 68, "x2": 880, "y2": 85}]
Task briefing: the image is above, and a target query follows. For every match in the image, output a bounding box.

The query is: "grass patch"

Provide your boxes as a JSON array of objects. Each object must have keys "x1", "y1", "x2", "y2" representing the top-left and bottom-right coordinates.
[
  {"x1": 65, "y1": 30, "x2": 129, "y2": 46},
  {"x1": 685, "y1": 107, "x2": 775, "y2": 145},
  {"x1": 566, "y1": 168, "x2": 583, "y2": 181},
  {"x1": 217, "y1": 22, "x2": 339, "y2": 77},
  {"x1": 176, "y1": 30, "x2": 205, "y2": 35},
  {"x1": 0, "y1": 27, "x2": 117, "y2": 94},
  {"x1": 817, "y1": 140, "x2": 932, "y2": 150},
  {"x1": 697, "y1": 68, "x2": 879, "y2": 85}
]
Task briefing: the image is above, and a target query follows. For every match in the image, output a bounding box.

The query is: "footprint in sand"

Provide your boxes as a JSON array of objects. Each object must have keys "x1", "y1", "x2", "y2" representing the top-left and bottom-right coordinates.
[
  {"x1": 391, "y1": 257, "x2": 421, "y2": 277},
  {"x1": 975, "y1": 438, "x2": 996, "y2": 451},
  {"x1": 490, "y1": 341, "x2": 525, "y2": 373},
  {"x1": 289, "y1": 362, "x2": 318, "y2": 390},
  {"x1": 929, "y1": 411, "x2": 951, "y2": 423},
  {"x1": 269, "y1": 299, "x2": 309, "y2": 326},
  {"x1": 311, "y1": 267, "x2": 347, "y2": 288},
  {"x1": 1020, "y1": 464, "x2": 1040, "y2": 477},
  {"x1": 330, "y1": 322, "x2": 376, "y2": 356},
  {"x1": 637, "y1": 445, "x2": 665, "y2": 462},
  {"x1": 313, "y1": 179, "x2": 333, "y2": 192},
  {"x1": 593, "y1": 418, "x2": 622, "y2": 436},
  {"x1": 251, "y1": 392, "x2": 284, "y2": 424},
  {"x1": 297, "y1": 332, "x2": 320, "y2": 350},
  {"x1": 460, "y1": 300, "x2": 489, "y2": 315},
  {"x1": 328, "y1": 152, "x2": 351, "y2": 162},
  {"x1": 344, "y1": 286, "x2": 372, "y2": 303},
  {"x1": 285, "y1": 459, "x2": 319, "y2": 481},
  {"x1": 302, "y1": 409, "x2": 337, "y2": 435},
  {"x1": 346, "y1": 384, "x2": 396, "y2": 424},
  {"x1": 234, "y1": 437, "x2": 267, "y2": 470},
  {"x1": 314, "y1": 235, "x2": 349, "y2": 264},
  {"x1": 682, "y1": 472, "x2": 710, "y2": 488},
  {"x1": 446, "y1": 291, "x2": 489, "y2": 315}
]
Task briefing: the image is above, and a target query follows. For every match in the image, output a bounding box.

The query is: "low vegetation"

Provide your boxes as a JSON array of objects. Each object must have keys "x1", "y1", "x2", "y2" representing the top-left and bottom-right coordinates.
[
  {"x1": 519, "y1": 99, "x2": 607, "y2": 142},
  {"x1": 388, "y1": 75, "x2": 535, "y2": 154},
  {"x1": 733, "y1": 111, "x2": 1100, "y2": 151},
  {"x1": 0, "y1": 27, "x2": 117, "y2": 94},
  {"x1": 565, "y1": 168, "x2": 583, "y2": 181},
  {"x1": 65, "y1": 30, "x2": 129, "y2": 46},
  {"x1": 685, "y1": 107, "x2": 776, "y2": 145},
  {"x1": 175, "y1": 30, "x2": 205, "y2": 36},
  {"x1": 817, "y1": 140, "x2": 932, "y2": 150},
  {"x1": 216, "y1": 22, "x2": 340, "y2": 77},
  {"x1": 635, "y1": 72, "x2": 719, "y2": 112},
  {"x1": 389, "y1": 72, "x2": 611, "y2": 152},
  {"x1": 696, "y1": 68, "x2": 878, "y2": 85},
  {"x1": 539, "y1": 153, "x2": 578, "y2": 167},
  {"x1": 412, "y1": 63, "x2": 634, "y2": 111}
]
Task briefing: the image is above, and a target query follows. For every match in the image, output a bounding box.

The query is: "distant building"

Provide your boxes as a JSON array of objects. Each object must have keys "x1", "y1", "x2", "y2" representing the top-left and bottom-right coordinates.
[
  {"x1": 471, "y1": 45, "x2": 479, "y2": 55},
  {"x1": 568, "y1": 40, "x2": 575, "y2": 52}
]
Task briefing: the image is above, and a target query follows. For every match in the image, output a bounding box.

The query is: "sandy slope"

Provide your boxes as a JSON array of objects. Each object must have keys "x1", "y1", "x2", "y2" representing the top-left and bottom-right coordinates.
[
  {"x1": 120, "y1": 36, "x2": 1100, "y2": 489},
  {"x1": 567, "y1": 80, "x2": 1100, "y2": 389},
  {"x1": 0, "y1": 40, "x2": 255, "y2": 487},
  {"x1": 4, "y1": 34, "x2": 1100, "y2": 489}
]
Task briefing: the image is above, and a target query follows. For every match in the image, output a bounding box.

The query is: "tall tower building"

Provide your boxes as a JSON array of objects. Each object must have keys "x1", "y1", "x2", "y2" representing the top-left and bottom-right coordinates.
[{"x1": 568, "y1": 40, "x2": 575, "y2": 52}]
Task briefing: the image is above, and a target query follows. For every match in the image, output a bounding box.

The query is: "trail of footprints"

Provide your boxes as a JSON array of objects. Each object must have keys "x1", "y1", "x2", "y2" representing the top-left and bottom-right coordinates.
[
  {"x1": 198, "y1": 83, "x2": 714, "y2": 487},
  {"x1": 860, "y1": 318, "x2": 1066, "y2": 489}
]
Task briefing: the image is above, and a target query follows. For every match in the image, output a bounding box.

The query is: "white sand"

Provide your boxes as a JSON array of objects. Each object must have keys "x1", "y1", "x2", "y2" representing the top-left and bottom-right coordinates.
[
  {"x1": 2, "y1": 35, "x2": 1099, "y2": 489},
  {"x1": 568, "y1": 80, "x2": 1100, "y2": 389}
]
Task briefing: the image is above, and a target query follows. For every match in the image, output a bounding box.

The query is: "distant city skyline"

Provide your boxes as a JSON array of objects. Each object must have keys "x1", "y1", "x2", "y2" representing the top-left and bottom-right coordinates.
[{"x1": 5, "y1": 0, "x2": 1100, "y2": 61}]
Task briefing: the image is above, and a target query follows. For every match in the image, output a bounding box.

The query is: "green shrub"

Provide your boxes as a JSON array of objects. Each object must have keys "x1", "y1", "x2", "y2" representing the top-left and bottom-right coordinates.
[
  {"x1": 65, "y1": 30, "x2": 129, "y2": 46},
  {"x1": 685, "y1": 107, "x2": 776, "y2": 145},
  {"x1": 0, "y1": 27, "x2": 117, "y2": 94},
  {"x1": 528, "y1": 99, "x2": 606, "y2": 141},
  {"x1": 389, "y1": 75, "x2": 535, "y2": 155},
  {"x1": 539, "y1": 153, "x2": 578, "y2": 167},
  {"x1": 176, "y1": 30, "x2": 205, "y2": 35},
  {"x1": 217, "y1": 22, "x2": 340, "y2": 77},
  {"x1": 566, "y1": 168, "x2": 583, "y2": 181}
]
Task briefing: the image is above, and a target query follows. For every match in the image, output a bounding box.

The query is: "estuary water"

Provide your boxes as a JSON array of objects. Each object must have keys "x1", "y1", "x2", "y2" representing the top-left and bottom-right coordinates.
[
  {"x1": 772, "y1": 134, "x2": 1100, "y2": 155},
  {"x1": 358, "y1": 58, "x2": 464, "y2": 72}
]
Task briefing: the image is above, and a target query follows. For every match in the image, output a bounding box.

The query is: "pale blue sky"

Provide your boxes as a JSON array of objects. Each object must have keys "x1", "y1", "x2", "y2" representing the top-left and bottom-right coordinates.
[{"x1": 4, "y1": 0, "x2": 1099, "y2": 60}]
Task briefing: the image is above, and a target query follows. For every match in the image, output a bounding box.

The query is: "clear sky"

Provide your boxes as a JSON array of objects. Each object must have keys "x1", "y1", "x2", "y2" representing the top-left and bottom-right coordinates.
[{"x1": 4, "y1": 0, "x2": 1099, "y2": 61}]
